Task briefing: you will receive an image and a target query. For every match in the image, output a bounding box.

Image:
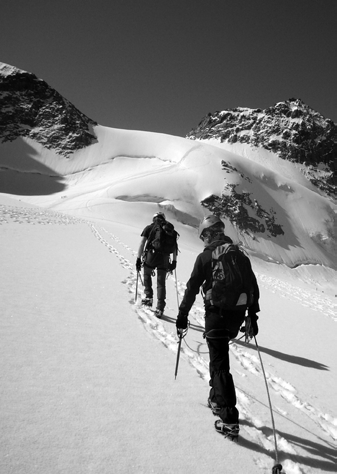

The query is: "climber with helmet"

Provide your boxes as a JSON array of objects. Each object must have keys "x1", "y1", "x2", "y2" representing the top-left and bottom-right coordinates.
[
  {"x1": 175, "y1": 215, "x2": 260, "y2": 438},
  {"x1": 136, "y1": 212, "x2": 178, "y2": 318}
]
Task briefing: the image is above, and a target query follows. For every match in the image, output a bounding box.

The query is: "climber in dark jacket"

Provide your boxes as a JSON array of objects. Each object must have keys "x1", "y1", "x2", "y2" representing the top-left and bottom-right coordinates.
[
  {"x1": 176, "y1": 215, "x2": 260, "y2": 437},
  {"x1": 136, "y1": 212, "x2": 177, "y2": 318}
]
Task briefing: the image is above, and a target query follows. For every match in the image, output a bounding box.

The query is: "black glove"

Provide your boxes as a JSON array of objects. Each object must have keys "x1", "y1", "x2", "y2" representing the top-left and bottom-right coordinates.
[
  {"x1": 136, "y1": 257, "x2": 142, "y2": 272},
  {"x1": 240, "y1": 313, "x2": 259, "y2": 337},
  {"x1": 247, "y1": 312, "x2": 259, "y2": 337},
  {"x1": 169, "y1": 260, "x2": 177, "y2": 272},
  {"x1": 176, "y1": 311, "x2": 188, "y2": 332}
]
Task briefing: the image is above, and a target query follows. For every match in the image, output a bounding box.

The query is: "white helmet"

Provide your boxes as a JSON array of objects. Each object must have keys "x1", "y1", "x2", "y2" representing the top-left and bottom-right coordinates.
[
  {"x1": 153, "y1": 212, "x2": 166, "y2": 221},
  {"x1": 199, "y1": 215, "x2": 224, "y2": 240}
]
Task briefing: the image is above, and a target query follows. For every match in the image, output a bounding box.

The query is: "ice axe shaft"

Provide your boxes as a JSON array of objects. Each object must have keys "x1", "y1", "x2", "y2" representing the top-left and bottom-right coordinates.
[
  {"x1": 135, "y1": 270, "x2": 144, "y2": 303},
  {"x1": 174, "y1": 333, "x2": 183, "y2": 379},
  {"x1": 135, "y1": 271, "x2": 139, "y2": 303}
]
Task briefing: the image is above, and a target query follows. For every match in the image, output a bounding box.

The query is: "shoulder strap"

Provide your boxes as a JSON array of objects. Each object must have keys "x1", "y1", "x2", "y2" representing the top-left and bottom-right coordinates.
[
  {"x1": 144, "y1": 223, "x2": 157, "y2": 251},
  {"x1": 212, "y1": 242, "x2": 233, "y2": 260}
]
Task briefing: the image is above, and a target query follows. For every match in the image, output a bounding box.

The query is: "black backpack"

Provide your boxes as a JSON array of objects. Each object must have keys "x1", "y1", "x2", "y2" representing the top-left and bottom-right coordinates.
[
  {"x1": 148, "y1": 220, "x2": 179, "y2": 255},
  {"x1": 207, "y1": 243, "x2": 254, "y2": 311}
]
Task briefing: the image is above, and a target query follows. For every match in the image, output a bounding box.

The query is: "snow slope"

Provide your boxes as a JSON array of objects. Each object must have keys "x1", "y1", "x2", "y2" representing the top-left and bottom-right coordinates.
[
  {"x1": 1, "y1": 125, "x2": 336, "y2": 271},
  {"x1": 1, "y1": 125, "x2": 337, "y2": 473}
]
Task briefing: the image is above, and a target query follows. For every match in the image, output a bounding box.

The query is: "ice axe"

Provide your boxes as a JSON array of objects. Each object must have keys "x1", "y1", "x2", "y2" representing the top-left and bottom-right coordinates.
[
  {"x1": 174, "y1": 327, "x2": 187, "y2": 379},
  {"x1": 174, "y1": 331, "x2": 183, "y2": 379},
  {"x1": 135, "y1": 270, "x2": 143, "y2": 303}
]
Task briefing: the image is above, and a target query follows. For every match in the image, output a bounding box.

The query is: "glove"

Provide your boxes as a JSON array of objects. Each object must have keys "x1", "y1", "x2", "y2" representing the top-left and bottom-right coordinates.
[
  {"x1": 176, "y1": 311, "x2": 188, "y2": 334},
  {"x1": 169, "y1": 260, "x2": 177, "y2": 272},
  {"x1": 247, "y1": 312, "x2": 259, "y2": 337},
  {"x1": 240, "y1": 313, "x2": 259, "y2": 337},
  {"x1": 136, "y1": 257, "x2": 142, "y2": 272},
  {"x1": 248, "y1": 310, "x2": 259, "y2": 335}
]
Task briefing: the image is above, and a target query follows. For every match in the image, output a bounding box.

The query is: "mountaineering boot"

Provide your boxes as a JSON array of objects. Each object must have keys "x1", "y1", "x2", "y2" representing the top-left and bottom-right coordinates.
[
  {"x1": 154, "y1": 308, "x2": 164, "y2": 318},
  {"x1": 214, "y1": 420, "x2": 239, "y2": 441},
  {"x1": 141, "y1": 297, "x2": 153, "y2": 307},
  {"x1": 208, "y1": 398, "x2": 221, "y2": 416}
]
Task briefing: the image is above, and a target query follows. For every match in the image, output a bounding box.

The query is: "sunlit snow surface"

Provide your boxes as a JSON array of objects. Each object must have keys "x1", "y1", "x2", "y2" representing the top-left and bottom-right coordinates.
[{"x1": 1, "y1": 126, "x2": 336, "y2": 473}]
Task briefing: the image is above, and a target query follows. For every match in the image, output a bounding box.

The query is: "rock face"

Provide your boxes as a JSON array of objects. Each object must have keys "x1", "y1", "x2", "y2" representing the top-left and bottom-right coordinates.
[
  {"x1": 187, "y1": 99, "x2": 336, "y2": 197},
  {"x1": 0, "y1": 62, "x2": 97, "y2": 156},
  {"x1": 201, "y1": 161, "x2": 285, "y2": 238}
]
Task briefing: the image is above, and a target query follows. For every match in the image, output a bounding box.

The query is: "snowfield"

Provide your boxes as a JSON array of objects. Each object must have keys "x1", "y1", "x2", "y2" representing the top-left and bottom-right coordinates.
[{"x1": 1, "y1": 125, "x2": 337, "y2": 474}]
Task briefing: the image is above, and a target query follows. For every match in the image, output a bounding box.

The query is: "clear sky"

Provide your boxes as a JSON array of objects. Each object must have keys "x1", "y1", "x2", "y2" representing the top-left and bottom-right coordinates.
[{"x1": 2, "y1": 0, "x2": 336, "y2": 136}]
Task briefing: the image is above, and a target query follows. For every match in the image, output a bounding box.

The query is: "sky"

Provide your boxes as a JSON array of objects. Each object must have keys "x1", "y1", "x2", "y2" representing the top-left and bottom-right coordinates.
[{"x1": 1, "y1": 0, "x2": 337, "y2": 136}]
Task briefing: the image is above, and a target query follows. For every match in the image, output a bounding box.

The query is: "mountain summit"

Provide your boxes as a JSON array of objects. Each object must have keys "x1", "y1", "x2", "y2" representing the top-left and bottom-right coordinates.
[
  {"x1": 187, "y1": 99, "x2": 336, "y2": 196},
  {"x1": 0, "y1": 62, "x2": 97, "y2": 156}
]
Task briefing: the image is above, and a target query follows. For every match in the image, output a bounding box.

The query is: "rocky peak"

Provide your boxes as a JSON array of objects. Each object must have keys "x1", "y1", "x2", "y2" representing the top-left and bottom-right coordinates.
[
  {"x1": 0, "y1": 62, "x2": 97, "y2": 156},
  {"x1": 187, "y1": 99, "x2": 336, "y2": 196}
]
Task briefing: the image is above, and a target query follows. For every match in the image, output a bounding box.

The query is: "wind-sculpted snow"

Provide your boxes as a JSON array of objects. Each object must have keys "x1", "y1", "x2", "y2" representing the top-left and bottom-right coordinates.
[
  {"x1": 88, "y1": 223, "x2": 337, "y2": 473},
  {"x1": 1, "y1": 64, "x2": 336, "y2": 272},
  {"x1": 2, "y1": 120, "x2": 337, "y2": 270}
]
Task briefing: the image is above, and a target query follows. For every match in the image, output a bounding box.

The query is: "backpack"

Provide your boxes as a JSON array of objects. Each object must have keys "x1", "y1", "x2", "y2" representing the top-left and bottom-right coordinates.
[
  {"x1": 148, "y1": 221, "x2": 179, "y2": 255},
  {"x1": 206, "y1": 243, "x2": 254, "y2": 311}
]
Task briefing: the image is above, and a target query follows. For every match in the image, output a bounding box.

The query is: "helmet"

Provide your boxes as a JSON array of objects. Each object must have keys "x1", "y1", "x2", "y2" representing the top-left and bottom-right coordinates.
[
  {"x1": 153, "y1": 212, "x2": 166, "y2": 221},
  {"x1": 199, "y1": 215, "x2": 224, "y2": 240}
]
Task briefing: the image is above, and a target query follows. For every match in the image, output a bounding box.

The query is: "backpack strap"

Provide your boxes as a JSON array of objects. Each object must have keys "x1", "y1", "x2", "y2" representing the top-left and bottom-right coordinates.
[
  {"x1": 206, "y1": 243, "x2": 249, "y2": 311},
  {"x1": 205, "y1": 244, "x2": 231, "y2": 306},
  {"x1": 144, "y1": 223, "x2": 158, "y2": 252}
]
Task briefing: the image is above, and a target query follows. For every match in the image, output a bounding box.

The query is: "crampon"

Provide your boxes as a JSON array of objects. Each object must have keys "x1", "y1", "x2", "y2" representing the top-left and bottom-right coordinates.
[{"x1": 214, "y1": 420, "x2": 239, "y2": 441}]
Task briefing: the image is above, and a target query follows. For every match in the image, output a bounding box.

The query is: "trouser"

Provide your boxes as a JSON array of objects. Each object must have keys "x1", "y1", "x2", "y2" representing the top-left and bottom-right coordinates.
[
  {"x1": 205, "y1": 309, "x2": 245, "y2": 424},
  {"x1": 143, "y1": 265, "x2": 167, "y2": 311}
]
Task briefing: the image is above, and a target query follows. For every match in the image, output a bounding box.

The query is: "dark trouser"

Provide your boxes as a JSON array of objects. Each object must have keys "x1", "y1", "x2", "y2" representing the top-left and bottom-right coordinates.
[
  {"x1": 205, "y1": 309, "x2": 245, "y2": 424},
  {"x1": 143, "y1": 265, "x2": 167, "y2": 311}
]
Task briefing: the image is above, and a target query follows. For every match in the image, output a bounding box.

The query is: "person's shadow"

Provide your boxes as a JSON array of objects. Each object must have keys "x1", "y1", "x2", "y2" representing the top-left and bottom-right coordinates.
[
  {"x1": 234, "y1": 338, "x2": 329, "y2": 371},
  {"x1": 238, "y1": 418, "x2": 337, "y2": 472},
  {"x1": 161, "y1": 316, "x2": 328, "y2": 371}
]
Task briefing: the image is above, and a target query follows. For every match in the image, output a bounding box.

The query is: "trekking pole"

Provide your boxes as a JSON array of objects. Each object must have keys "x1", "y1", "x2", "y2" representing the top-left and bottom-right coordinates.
[{"x1": 253, "y1": 335, "x2": 282, "y2": 474}]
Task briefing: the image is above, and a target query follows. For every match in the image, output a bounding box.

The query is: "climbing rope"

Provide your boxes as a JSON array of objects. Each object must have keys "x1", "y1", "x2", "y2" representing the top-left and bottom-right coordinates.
[{"x1": 182, "y1": 329, "x2": 246, "y2": 354}]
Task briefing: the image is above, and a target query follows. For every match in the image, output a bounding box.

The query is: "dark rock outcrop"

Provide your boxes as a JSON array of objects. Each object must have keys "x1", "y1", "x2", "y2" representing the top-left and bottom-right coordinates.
[
  {"x1": 187, "y1": 99, "x2": 336, "y2": 197},
  {"x1": 0, "y1": 63, "x2": 97, "y2": 156},
  {"x1": 201, "y1": 161, "x2": 285, "y2": 239}
]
